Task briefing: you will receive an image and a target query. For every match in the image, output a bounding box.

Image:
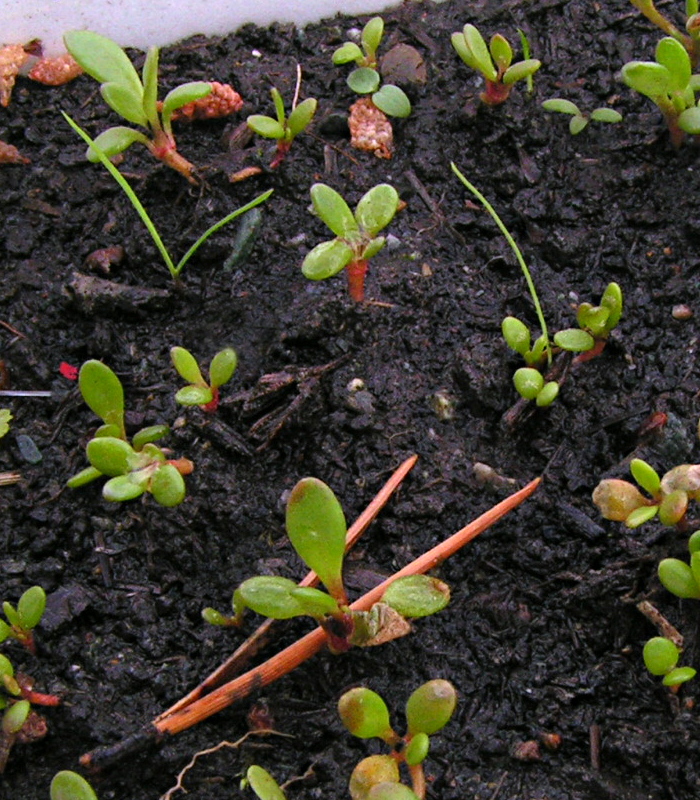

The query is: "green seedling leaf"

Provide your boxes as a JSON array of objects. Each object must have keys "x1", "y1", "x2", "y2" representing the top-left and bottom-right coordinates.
[
  {"x1": 102, "y1": 474, "x2": 146, "y2": 502},
  {"x1": 150, "y1": 464, "x2": 186, "y2": 507},
  {"x1": 289, "y1": 586, "x2": 341, "y2": 618},
  {"x1": 171, "y1": 346, "x2": 206, "y2": 385},
  {"x1": 209, "y1": 348, "x2": 238, "y2": 389},
  {"x1": 287, "y1": 98, "x2": 318, "y2": 137},
  {"x1": 0, "y1": 621, "x2": 11, "y2": 643},
  {"x1": 0, "y1": 409, "x2": 11, "y2": 438},
  {"x1": 333, "y1": 42, "x2": 364, "y2": 64},
  {"x1": 141, "y1": 46, "x2": 159, "y2": 127},
  {"x1": 355, "y1": 184, "x2": 399, "y2": 236},
  {"x1": 658, "y1": 557, "x2": 700, "y2": 598},
  {"x1": 663, "y1": 666, "x2": 697, "y2": 685},
  {"x1": 132, "y1": 425, "x2": 169, "y2": 451},
  {"x1": 349, "y1": 756, "x2": 400, "y2": 800},
  {"x1": 286, "y1": 477, "x2": 347, "y2": 598},
  {"x1": 51, "y1": 771, "x2": 99, "y2": 800},
  {"x1": 2, "y1": 602, "x2": 20, "y2": 629},
  {"x1": 362, "y1": 17, "x2": 384, "y2": 59},
  {"x1": 502, "y1": 316, "x2": 531, "y2": 356},
  {"x1": 554, "y1": 329, "x2": 595, "y2": 352},
  {"x1": 405, "y1": 679, "x2": 457, "y2": 735},
  {"x1": 348, "y1": 67, "x2": 381, "y2": 94},
  {"x1": 100, "y1": 82, "x2": 147, "y2": 126},
  {"x1": 361, "y1": 236, "x2": 386, "y2": 260},
  {"x1": 569, "y1": 115, "x2": 589, "y2": 134},
  {"x1": 86, "y1": 126, "x2": 149, "y2": 162},
  {"x1": 451, "y1": 32, "x2": 478, "y2": 70},
  {"x1": 536, "y1": 381, "x2": 559, "y2": 407},
  {"x1": 590, "y1": 107, "x2": 623, "y2": 123},
  {"x1": 503, "y1": 59, "x2": 541, "y2": 85},
  {"x1": 247, "y1": 115, "x2": 286, "y2": 139},
  {"x1": 513, "y1": 367, "x2": 544, "y2": 400},
  {"x1": 63, "y1": 30, "x2": 142, "y2": 94},
  {"x1": 542, "y1": 98, "x2": 581, "y2": 115},
  {"x1": 688, "y1": 531, "x2": 700, "y2": 554},
  {"x1": 577, "y1": 304, "x2": 609, "y2": 335},
  {"x1": 3, "y1": 699, "x2": 30, "y2": 734},
  {"x1": 175, "y1": 386, "x2": 215, "y2": 406},
  {"x1": 643, "y1": 636, "x2": 679, "y2": 675},
  {"x1": 66, "y1": 466, "x2": 103, "y2": 489},
  {"x1": 625, "y1": 504, "x2": 659, "y2": 528},
  {"x1": 489, "y1": 33, "x2": 513, "y2": 72},
  {"x1": 679, "y1": 104, "x2": 700, "y2": 132},
  {"x1": 630, "y1": 459, "x2": 661, "y2": 496},
  {"x1": 381, "y1": 575, "x2": 450, "y2": 618},
  {"x1": 311, "y1": 183, "x2": 359, "y2": 237},
  {"x1": 234, "y1": 576, "x2": 305, "y2": 620},
  {"x1": 372, "y1": 84, "x2": 411, "y2": 118},
  {"x1": 161, "y1": 82, "x2": 212, "y2": 123},
  {"x1": 86, "y1": 437, "x2": 133, "y2": 476},
  {"x1": 302, "y1": 239, "x2": 355, "y2": 280},
  {"x1": 404, "y1": 731, "x2": 430, "y2": 766},
  {"x1": 246, "y1": 766, "x2": 287, "y2": 800},
  {"x1": 17, "y1": 586, "x2": 46, "y2": 630},
  {"x1": 621, "y1": 61, "x2": 671, "y2": 99},
  {"x1": 367, "y1": 785, "x2": 420, "y2": 800},
  {"x1": 201, "y1": 607, "x2": 235, "y2": 626},
  {"x1": 338, "y1": 687, "x2": 393, "y2": 739},
  {"x1": 658, "y1": 489, "x2": 689, "y2": 526},
  {"x1": 655, "y1": 36, "x2": 691, "y2": 91},
  {"x1": 0, "y1": 653, "x2": 14, "y2": 679},
  {"x1": 79, "y1": 361, "x2": 125, "y2": 437},
  {"x1": 271, "y1": 87, "x2": 285, "y2": 125},
  {"x1": 462, "y1": 24, "x2": 497, "y2": 81}
]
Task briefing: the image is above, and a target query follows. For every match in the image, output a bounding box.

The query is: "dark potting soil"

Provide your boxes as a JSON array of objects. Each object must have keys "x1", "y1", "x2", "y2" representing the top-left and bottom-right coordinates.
[{"x1": 2, "y1": 0, "x2": 700, "y2": 797}]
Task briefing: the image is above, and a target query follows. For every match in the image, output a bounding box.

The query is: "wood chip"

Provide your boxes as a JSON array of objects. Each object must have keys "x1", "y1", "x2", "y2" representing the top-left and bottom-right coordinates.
[
  {"x1": 348, "y1": 97, "x2": 393, "y2": 159},
  {"x1": 170, "y1": 82, "x2": 244, "y2": 121},
  {"x1": 0, "y1": 140, "x2": 29, "y2": 165},
  {"x1": 0, "y1": 44, "x2": 29, "y2": 106},
  {"x1": 27, "y1": 53, "x2": 82, "y2": 85}
]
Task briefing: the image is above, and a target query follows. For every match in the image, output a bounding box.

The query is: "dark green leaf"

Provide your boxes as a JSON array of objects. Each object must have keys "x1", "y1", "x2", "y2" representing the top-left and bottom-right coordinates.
[{"x1": 347, "y1": 67, "x2": 381, "y2": 94}]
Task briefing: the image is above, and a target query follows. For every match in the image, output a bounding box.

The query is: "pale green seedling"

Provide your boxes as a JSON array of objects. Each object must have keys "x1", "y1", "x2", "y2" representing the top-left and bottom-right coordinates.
[
  {"x1": 0, "y1": 654, "x2": 30, "y2": 737},
  {"x1": 247, "y1": 87, "x2": 317, "y2": 167},
  {"x1": 643, "y1": 636, "x2": 696, "y2": 686},
  {"x1": 0, "y1": 586, "x2": 46, "y2": 654},
  {"x1": 171, "y1": 346, "x2": 238, "y2": 411},
  {"x1": 542, "y1": 98, "x2": 623, "y2": 134}
]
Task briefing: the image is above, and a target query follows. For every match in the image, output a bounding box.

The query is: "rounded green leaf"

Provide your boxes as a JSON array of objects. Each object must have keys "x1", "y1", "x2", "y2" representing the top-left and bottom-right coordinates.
[
  {"x1": 100, "y1": 82, "x2": 147, "y2": 127},
  {"x1": 102, "y1": 475, "x2": 145, "y2": 503},
  {"x1": 625, "y1": 504, "x2": 659, "y2": 528},
  {"x1": 367, "y1": 785, "x2": 420, "y2": 800},
  {"x1": 621, "y1": 61, "x2": 671, "y2": 99},
  {"x1": 372, "y1": 85, "x2": 411, "y2": 118},
  {"x1": 171, "y1": 346, "x2": 205, "y2": 385},
  {"x1": 348, "y1": 67, "x2": 381, "y2": 94},
  {"x1": 688, "y1": 531, "x2": 700, "y2": 555},
  {"x1": 51, "y1": 771, "x2": 99, "y2": 800},
  {"x1": 302, "y1": 239, "x2": 354, "y2": 280},
  {"x1": 132, "y1": 425, "x2": 169, "y2": 452},
  {"x1": 658, "y1": 489, "x2": 688, "y2": 526},
  {"x1": 175, "y1": 386, "x2": 214, "y2": 406},
  {"x1": 0, "y1": 653, "x2": 14, "y2": 679},
  {"x1": 17, "y1": 586, "x2": 46, "y2": 630},
  {"x1": 569, "y1": 115, "x2": 589, "y2": 135},
  {"x1": 63, "y1": 30, "x2": 142, "y2": 95},
  {"x1": 86, "y1": 437, "x2": 134, "y2": 476},
  {"x1": 287, "y1": 98, "x2": 317, "y2": 138},
  {"x1": 150, "y1": 463, "x2": 186, "y2": 507},
  {"x1": 663, "y1": 666, "x2": 696, "y2": 686},
  {"x1": 333, "y1": 42, "x2": 364, "y2": 65},
  {"x1": 630, "y1": 459, "x2": 661, "y2": 496},
  {"x1": 643, "y1": 636, "x2": 679, "y2": 675},
  {"x1": 355, "y1": 184, "x2": 399, "y2": 236},
  {"x1": 381, "y1": 575, "x2": 450, "y2": 618},
  {"x1": 658, "y1": 558, "x2": 700, "y2": 598},
  {"x1": 246, "y1": 765, "x2": 287, "y2": 800},
  {"x1": 535, "y1": 381, "x2": 559, "y2": 407},
  {"x1": 209, "y1": 348, "x2": 238, "y2": 389},
  {"x1": 600, "y1": 282, "x2": 623, "y2": 331},
  {"x1": 201, "y1": 607, "x2": 233, "y2": 626},
  {"x1": 86, "y1": 126, "x2": 148, "y2": 162},
  {"x1": 503, "y1": 59, "x2": 541, "y2": 85},
  {"x1": 286, "y1": 477, "x2": 347, "y2": 597},
  {"x1": 289, "y1": 587, "x2": 340, "y2": 618},
  {"x1": 2, "y1": 602, "x2": 19, "y2": 629},
  {"x1": 235, "y1": 576, "x2": 304, "y2": 620},
  {"x1": 310, "y1": 183, "x2": 358, "y2": 237},
  {"x1": 590, "y1": 107, "x2": 623, "y2": 123},
  {"x1": 162, "y1": 82, "x2": 212, "y2": 123},
  {"x1": 502, "y1": 316, "x2": 531, "y2": 355},
  {"x1": 542, "y1": 98, "x2": 580, "y2": 116},
  {"x1": 349, "y1": 756, "x2": 400, "y2": 800},
  {"x1": 0, "y1": 620, "x2": 11, "y2": 643},
  {"x1": 489, "y1": 34, "x2": 513, "y2": 72},
  {"x1": 513, "y1": 367, "x2": 544, "y2": 400},
  {"x1": 462, "y1": 24, "x2": 497, "y2": 81},
  {"x1": 79, "y1": 361, "x2": 125, "y2": 435},
  {"x1": 247, "y1": 115, "x2": 286, "y2": 140},
  {"x1": 577, "y1": 304, "x2": 609, "y2": 335},
  {"x1": 451, "y1": 32, "x2": 478, "y2": 70},
  {"x1": 362, "y1": 17, "x2": 384, "y2": 59},
  {"x1": 3, "y1": 699, "x2": 30, "y2": 734},
  {"x1": 655, "y1": 36, "x2": 691, "y2": 92},
  {"x1": 338, "y1": 687, "x2": 392, "y2": 739},
  {"x1": 554, "y1": 329, "x2": 595, "y2": 352},
  {"x1": 361, "y1": 236, "x2": 386, "y2": 260},
  {"x1": 405, "y1": 679, "x2": 457, "y2": 735},
  {"x1": 404, "y1": 731, "x2": 430, "y2": 766},
  {"x1": 679, "y1": 104, "x2": 700, "y2": 133},
  {"x1": 67, "y1": 466, "x2": 104, "y2": 489}
]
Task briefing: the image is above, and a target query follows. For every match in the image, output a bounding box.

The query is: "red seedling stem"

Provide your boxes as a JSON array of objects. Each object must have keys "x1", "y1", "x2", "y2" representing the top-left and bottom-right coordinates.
[{"x1": 347, "y1": 259, "x2": 369, "y2": 302}]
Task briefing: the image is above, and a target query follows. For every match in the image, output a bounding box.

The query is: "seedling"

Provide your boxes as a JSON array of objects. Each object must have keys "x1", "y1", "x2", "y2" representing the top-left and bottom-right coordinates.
[
  {"x1": 50, "y1": 771, "x2": 99, "y2": 800},
  {"x1": 63, "y1": 30, "x2": 211, "y2": 183},
  {"x1": 63, "y1": 112, "x2": 272, "y2": 283},
  {"x1": 643, "y1": 636, "x2": 696, "y2": 686},
  {"x1": 621, "y1": 36, "x2": 700, "y2": 146},
  {"x1": 247, "y1": 87, "x2": 317, "y2": 168},
  {"x1": 333, "y1": 17, "x2": 412, "y2": 118},
  {"x1": 657, "y1": 529, "x2": 700, "y2": 598},
  {"x1": 340, "y1": 680, "x2": 457, "y2": 800},
  {"x1": 0, "y1": 654, "x2": 30, "y2": 738},
  {"x1": 0, "y1": 586, "x2": 46, "y2": 654},
  {"x1": 245, "y1": 765, "x2": 287, "y2": 800},
  {"x1": 451, "y1": 24, "x2": 541, "y2": 105},
  {"x1": 301, "y1": 183, "x2": 399, "y2": 301},
  {"x1": 630, "y1": 0, "x2": 700, "y2": 64},
  {"x1": 542, "y1": 98, "x2": 623, "y2": 134},
  {"x1": 592, "y1": 458, "x2": 700, "y2": 528},
  {"x1": 171, "y1": 346, "x2": 237, "y2": 412},
  {"x1": 67, "y1": 360, "x2": 192, "y2": 507},
  {"x1": 204, "y1": 477, "x2": 450, "y2": 653}
]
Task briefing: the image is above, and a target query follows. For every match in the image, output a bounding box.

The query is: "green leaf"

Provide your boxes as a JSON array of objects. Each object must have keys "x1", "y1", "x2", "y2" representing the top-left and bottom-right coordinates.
[
  {"x1": 86, "y1": 437, "x2": 133, "y2": 476},
  {"x1": 102, "y1": 474, "x2": 146, "y2": 502},
  {"x1": 404, "y1": 732, "x2": 430, "y2": 766},
  {"x1": 347, "y1": 67, "x2": 381, "y2": 94},
  {"x1": 63, "y1": 30, "x2": 143, "y2": 96},
  {"x1": 405, "y1": 679, "x2": 457, "y2": 735},
  {"x1": 554, "y1": 329, "x2": 595, "y2": 352},
  {"x1": 3, "y1": 699, "x2": 30, "y2": 734},
  {"x1": 658, "y1": 558, "x2": 700, "y2": 598},
  {"x1": 451, "y1": 32, "x2": 479, "y2": 70},
  {"x1": 338, "y1": 687, "x2": 393, "y2": 739},
  {"x1": 246, "y1": 766, "x2": 287, "y2": 800},
  {"x1": 170, "y1": 346, "x2": 205, "y2": 385},
  {"x1": 271, "y1": 87, "x2": 286, "y2": 126},
  {"x1": 100, "y1": 82, "x2": 148, "y2": 127},
  {"x1": 285, "y1": 477, "x2": 347, "y2": 598},
  {"x1": 502, "y1": 316, "x2": 531, "y2": 355},
  {"x1": 688, "y1": 531, "x2": 700, "y2": 555},
  {"x1": 51, "y1": 771, "x2": 99, "y2": 800},
  {"x1": 577, "y1": 304, "x2": 609, "y2": 335},
  {"x1": 381, "y1": 575, "x2": 450, "y2": 618},
  {"x1": 542, "y1": 98, "x2": 581, "y2": 116},
  {"x1": 569, "y1": 116, "x2": 589, "y2": 135},
  {"x1": 302, "y1": 239, "x2": 354, "y2": 280},
  {"x1": 655, "y1": 36, "x2": 691, "y2": 93},
  {"x1": 209, "y1": 348, "x2": 238, "y2": 389},
  {"x1": 462, "y1": 24, "x2": 497, "y2": 81},
  {"x1": 2, "y1": 603, "x2": 20, "y2": 629},
  {"x1": 67, "y1": 466, "x2": 104, "y2": 489},
  {"x1": 372, "y1": 84, "x2": 411, "y2": 118},
  {"x1": 630, "y1": 459, "x2": 661, "y2": 496},
  {"x1": 355, "y1": 184, "x2": 399, "y2": 236},
  {"x1": 513, "y1": 367, "x2": 544, "y2": 400},
  {"x1": 590, "y1": 107, "x2": 623, "y2": 123},
  {"x1": 535, "y1": 381, "x2": 559, "y2": 407},
  {"x1": 132, "y1": 425, "x2": 169, "y2": 451},
  {"x1": 247, "y1": 115, "x2": 285, "y2": 139},
  {"x1": 287, "y1": 98, "x2": 317, "y2": 138},
  {"x1": 141, "y1": 46, "x2": 159, "y2": 127},
  {"x1": 663, "y1": 666, "x2": 696, "y2": 686},
  {"x1": 17, "y1": 586, "x2": 46, "y2": 630},
  {"x1": 362, "y1": 17, "x2": 384, "y2": 60},
  {"x1": 86, "y1": 126, "x2": 149, "y2": 162},
  {"x1": 289, "y1": 587, "x2": 341, "y2": 618},
  {"x1": 161, "y1": 82, "x2": 212, "y2": 125},
  {"x1": 0, "y1": 409, "x2": 11, "y2": 438},
  {"x1": 600, "y1": 282, "x2": 623, "y2": 330},
  {"x1": 679, "y1": 104, "x2": 700, "y2": 132},
  {"x1": 625, "y1": 504, "x2": 659, "y2": 528},
  {"x1": 349, "y1": 756, "x2": 400, "y2": 800},
  {"x1": 502, "y1": 59, "x2": 541, "y2": 85},
  {"x1": 150, "y1": 463, "x2": 186, "y2": 507},
  {"x1": 234, "y1": 576, "x2": 305, "y2": 619},
  {"x1": 310, "y1": 183, "x2": 358, "y2": 237},
  {"x1": 643, "y1": 636, "x2": 679, "y2": 675},
  {"x1": 621, "y1": 61, "x2": 671, "y2": 99},
  {"x1": 175, "y1": 386, "x2": 214, "y2": 406},
  {"x1": 361, "y1": 237, "x2": 386, "y2": 260},
  {"x1": 658, "y1": 489, "x2": 689, "y2": 526},
  {"x1": 79, "y1": 360, "x2": 125, "y2": 436},
  {"x1": 333, "y1": 41, "x2": 364, "y2": 64},
  {"x1": 489, "y1": 34, "x2": 513, "y2": 72},
  {"x1": 0, "y1": 620, "x2": 11, "y2": 642}
]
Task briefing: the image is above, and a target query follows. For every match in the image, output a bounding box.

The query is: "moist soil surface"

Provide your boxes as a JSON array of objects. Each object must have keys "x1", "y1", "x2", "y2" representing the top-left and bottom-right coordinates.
[{"x1": 2, "y1": 0, "x2": 700, "y2": 798}]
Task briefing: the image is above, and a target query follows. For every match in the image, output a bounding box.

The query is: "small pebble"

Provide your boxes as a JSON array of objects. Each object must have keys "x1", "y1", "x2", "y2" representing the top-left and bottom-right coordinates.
[
  {"x1": 672, "y1": 304, "x2": 693, "y2": 320},
  {"x1": 16, "y1": 434, "x2": 42, "y2": 464},
  {"x1": 511, "y1": 740, "x2": 541, "y2": 761}
]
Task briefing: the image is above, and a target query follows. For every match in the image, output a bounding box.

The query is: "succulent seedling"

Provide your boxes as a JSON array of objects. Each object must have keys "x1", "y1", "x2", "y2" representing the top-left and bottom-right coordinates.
[
  {"x1": 621, "y1": 36, "x2": 700, "y2": 146},
  {"x1": 643, "y1": 636, "x2": 696, "y2": 686},
  {"x1": 63, "y1": 30, "x2": 212, "y2": 182},
  {"x1": 203, "y1": 477, "x2": 449, "y2": 652},
  {"x1": 593, "y1": 459, "x2": 700, "y2": 529},
  {"x1": 171, "y1": 346, "x2": 237, "y2": 412},
  {"x1": 50, "y1": 771, "x2": 99, "y2": 800},
  {"x1": 333, "y1": 17, "x2": 412, "y2": 118},
  {"x1": 340, "y1": 680, "x2": 457, "y2": 800},
  {"x1": 247, "y1": 87, "x2": 317, "y2": 168},
  {"x1": 67, "y1": 360, "x2": 193, "y2": 507},
  {"x1": 451, "y1": 24, "x2": 541, "y2": 105},
  {"x1": 630, "y1": 0, "x2": 700, "y2": 64},
  {"x1": 301, "y1": 183, "x2": 399, "y2": 301},
  {"x1": 542, "y1": 98, "x2": 623, "y2": 134},
  {"x1": 0, "y1": 586, "x2": 46, "y2": 655},
  {"x1": 0, "y1": 654, "x2": 31, "y2": 739},
  {"x1": 656, "y1": 529, "x2": 700, "y2": 598}
]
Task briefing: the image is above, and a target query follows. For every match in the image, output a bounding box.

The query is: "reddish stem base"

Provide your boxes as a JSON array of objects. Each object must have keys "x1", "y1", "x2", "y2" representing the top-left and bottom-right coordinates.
[{"x1": 347, "y1": 260, "x2": 369, "y2": 302}]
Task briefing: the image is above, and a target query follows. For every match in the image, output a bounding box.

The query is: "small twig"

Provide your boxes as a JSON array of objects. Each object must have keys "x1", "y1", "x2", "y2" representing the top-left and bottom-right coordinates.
[
  {"x1": 292, "y1": 63, "x2": 302, "y2": 110},
  {"x1": 589, "y1": 723, "x2": 601, "y2": 772},
  {"x1": 0, "y1": 390, "x2": 52, "y2": 397},
  {"x1": 0, "y1": 472, "x2": 21, "y2": 486},
  {"x1": 636, "y1": 600, "x2": 684, "y2": 648},
  {"x1": 0, "y1": 320, "x2": 26, "y2": 338}
]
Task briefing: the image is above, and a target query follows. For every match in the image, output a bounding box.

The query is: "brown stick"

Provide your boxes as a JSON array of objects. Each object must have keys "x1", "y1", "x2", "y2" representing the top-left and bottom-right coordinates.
[{"x1": 155, "y1": 454, "x2": 419, "y2": 723}]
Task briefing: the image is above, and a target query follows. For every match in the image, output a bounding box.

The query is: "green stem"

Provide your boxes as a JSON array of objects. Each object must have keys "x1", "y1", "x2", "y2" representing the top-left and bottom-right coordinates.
[{"x1": 451, "y1": 162, "x2": 552, "y2": 365}]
